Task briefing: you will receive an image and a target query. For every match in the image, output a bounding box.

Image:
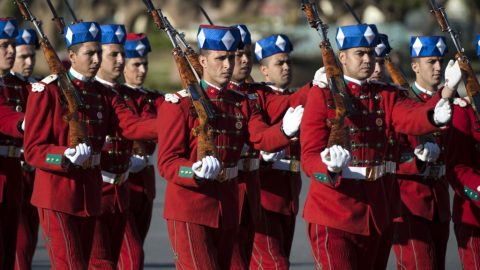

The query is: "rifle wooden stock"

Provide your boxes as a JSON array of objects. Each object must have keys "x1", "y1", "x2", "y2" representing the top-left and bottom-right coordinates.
[
  {"x1": 172, "y1": 48, "x2": 216, "y2": 159},
  {"x1": 384, "y1": 57, "x2": 410, "y2": 90},
  {"x1": 457, "y1": 53, "x2": 480, "y2": 110},
  {"x1": 432, "y1": 9, "x2": 449, "y2": 32},
  {"x1": 52, "y1": 18, "x2": 65, "y2": 34},
  {"x1": 321, "y1": 44, "x2": 350, "y2": 148},
  {"x1": 149, "y1": 9, "x2": 166, "y2": 30},
  {"x1": 15, "y1": 0, "x2": 89, "y2": 147}
]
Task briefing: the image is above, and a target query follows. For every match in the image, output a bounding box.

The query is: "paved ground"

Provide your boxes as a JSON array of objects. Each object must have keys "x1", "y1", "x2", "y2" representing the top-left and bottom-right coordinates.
[{"x1": 32, "y1": 168, "x2": 462, "y2": 269}]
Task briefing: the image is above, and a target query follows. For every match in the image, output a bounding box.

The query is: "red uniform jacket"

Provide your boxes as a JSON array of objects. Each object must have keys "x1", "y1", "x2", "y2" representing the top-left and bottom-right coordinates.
[
  {"x1": 257, "y1": 83, "x2": 310, "y2": 216},
  {"x1": 24, "y1": 75, "x2": 156, "y2": 217},
  {"x1": 396, "y1": 88, "x2": 450, "y2": 223},
  {"x1": 445, "y1": 101, "x2": 480, "y2": 228},
  {"x1": 0, "y1": 73, "x2": 28, "y2": 205},
  {"x1": 122, "y1": 85, "x2": 163, "y2": 202},
  {"x1": 157, "y1": 80, "x2": 291, "y2": 229},
  {"x1": 301, "y1": 79, "x2": 441, "y2": 236}
]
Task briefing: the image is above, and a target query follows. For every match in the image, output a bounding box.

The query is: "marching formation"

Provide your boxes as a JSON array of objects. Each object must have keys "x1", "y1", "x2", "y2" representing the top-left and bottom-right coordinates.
[{"x1": 0, "y1": 0, "x2": 479, "y2": 269}]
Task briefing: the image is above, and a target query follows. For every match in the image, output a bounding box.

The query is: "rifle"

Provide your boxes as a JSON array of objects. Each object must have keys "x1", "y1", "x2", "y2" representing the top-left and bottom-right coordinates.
[
  {"x1": 63, "y1": 0, "x2": 82, "y2": 24},
  {"x1": 142, "y1": 0, "x2": 217, "y2": 160},
  {"x1": 429, "y1": 0, "x2": 480, "y2": 118},
  {"x1": 15, "y1": 0, "x2": 90, "y2": 148},
  {"x1": 45, "y1": 0, "x2": 65, "y2": 34},
  {"x1": 301, "y1": 0, "x2": 355, "y2": 149}
]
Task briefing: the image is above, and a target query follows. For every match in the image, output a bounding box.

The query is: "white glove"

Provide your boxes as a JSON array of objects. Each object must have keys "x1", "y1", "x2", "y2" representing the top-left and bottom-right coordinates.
[
  {"x1": 320, "y1": 145, "x2": 351, "y2": 173},
  {"x1": 282, "y1": 105, "x2": 304, "y2": 137},
  {"x1": 433, "y1": 98, "x2": 451, "y2": 125},
  {"x1": 260, "y1": 150, "x2": 285, "y2": 162},
  {"x1": 129, "y1": 155, "x2": 147, "y2": 173},
  {"x1": 64, "y1": 143, "x2": 91, "y2": 166},
  {"x1": 164, "y1": 93, "x2": 180, "y2": 104},
  {"x1": 414, "y1": 142, "x2": 441, "y2": 163},
  {"x1": 191, "y1": 156, "x2": 222, "y2": 180},
  {"x1": 444, "y1": 59, "x2": 462, "y2": 90},
  {"x1": 21, "y1": 119, "x2": 25, "y2": 131},
  {"x1": 312, "y1": 67, "x2": 328, "y2": 88}
]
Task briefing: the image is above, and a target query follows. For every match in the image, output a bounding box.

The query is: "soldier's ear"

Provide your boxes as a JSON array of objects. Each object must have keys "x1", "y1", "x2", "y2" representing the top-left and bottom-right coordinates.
[
  {"x1": 260, "y1": 64, "x2": 268, "y2": 78},
  {"x1": 338, "y1": 51, "x2": 347, "y2": 65},
  {"x1": 199, "y1": 54, "x2": 208, "y2": 69},
  {"x1": 411, "y1": 61, "x2": 419, "y2": 74},
  {"x1": 68, "y1": 49, "x2": 76, "y2": 65}
]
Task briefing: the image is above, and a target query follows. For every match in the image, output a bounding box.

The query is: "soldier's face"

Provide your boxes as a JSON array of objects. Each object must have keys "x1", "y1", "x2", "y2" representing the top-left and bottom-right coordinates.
[
  {"x1": 260, "y1": 53, "x2": 292, "y2": 89},
  {"x1": 200, "y1": 50, "x2": 235, "y2": 87},
  {"x1": 369, "y1": 58, "x2": 385, "y2": 81},
  {"x1": 124, "y1": 57, "x2": 148, "y2": 87},
  {"x1": 12, "y1": 44, "x2": 36, "y2": 78},
  {"x1": 100, "y1": 44, "x2": 125, "y2": 81},
  {"x1": 339, "y1": 47, "x2": 375, "y2": 81},
  {"x1": 411, "y1": 56, "x2": 443, "y2": 89},
  {"x1": 69, "y1": 42, "x2": 102, "y2": 79},
  {"x1": 0, "y1": 38, "x2": 16, "y2": 75},
  {"x1": 232, "y1": 45, "x2": 253, "y2": 83}
]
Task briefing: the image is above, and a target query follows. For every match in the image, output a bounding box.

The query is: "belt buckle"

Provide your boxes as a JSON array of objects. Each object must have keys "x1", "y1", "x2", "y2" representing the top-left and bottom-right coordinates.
[
  {"x1": 289, "y1": 160, "x2": 300, "y2": 172},
  {"x1": 7, "y1": 146, "x2": 17, "y2": 158},
  {"x1": 216, "y1": 168, "x2": 228, "y2": 183},
  {"x1": 365, "y1": 166, "x2": 380, "y2": 182}
]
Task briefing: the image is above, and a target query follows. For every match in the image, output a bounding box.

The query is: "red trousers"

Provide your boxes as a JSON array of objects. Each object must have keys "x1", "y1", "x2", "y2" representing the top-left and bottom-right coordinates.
[
  {"x1": 392, "y1": 215, "x2": 449, "y2": 270},
  {"x1": 454, "y1": 223, "x2": 480, "y2": 270},
  {"x1": 167, "y1": 219, "x2": 237, "y2": 270},
  {"x1": 250, "y1": 209, "x2": 296, "y2": 270},
  {"x1": 117, "y1": 189, "x2": 153, "y2": 270},
  {"x1": 15, "y1": 170, "x2": 38, "y2": 270},
  {"x1": 38, "y1": 208, "x2": 96, "y2": 270},
  {"x1": 307, "y1": 223, "x2": 381, "y2": 270},
  {"x1": 373, "y1": 223, "x2": 394, "y2": 270},
  {"x1": 230, "y1": 196, "x2": 256, "y2": 269},
  {"x1": 89, "y1": 210, "x2": 127, "y2": 269}
]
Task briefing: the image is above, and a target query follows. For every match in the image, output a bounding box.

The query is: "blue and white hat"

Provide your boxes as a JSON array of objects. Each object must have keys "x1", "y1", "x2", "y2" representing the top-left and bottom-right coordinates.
[
  {"x1": 231, "y1": 24, "x2": 251, "y2": 48},
  {"x1": 64, "y1": 22, "x2": 101, "y2": 48},
  {"x1": 100, "y1": 24, "x2": 126, "y2": 45},
  {"x1": 335, "y1": 24, "x2": 379, "y2": 50},
  {"x1": 375, "y1": 34, "x2": 391, "y2": 58},
  {"x1": 16, "y1": 29, "x2": 39, "y2": 48},
  {"x1": 0, "y1": 18, "x2": 18, "y2": 40},
  {"x1": 197, "y1": 25, "x2": 241, "y2": 52},
  {"x1": 410, "y1": 36, "x2": 448, "y2": 57},
  {"x1": 254, "y1": 34, "x2": 293, "y2": 61},
  {"x1": 476, "y1": 34, "x2": 480, "y2": 56},
  {"x1": 125, "y1": 33, "x2": 151, "y2": 58}
]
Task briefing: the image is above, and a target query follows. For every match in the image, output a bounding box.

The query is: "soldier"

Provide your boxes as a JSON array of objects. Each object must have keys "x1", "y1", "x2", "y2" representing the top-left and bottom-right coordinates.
[
  {"x1": 390, "y1": 35, "x2": 453, "y2": 270},
  {"x1": 118, "y1": 33, "x2": 161, "y2": 270},
  {"x1": 157, "y1": 24, "x2": 303, "y2": 269},
  {"x1": 12, "y1": 28, "x2": 40, "y2": 270},
  {"x1": 300, "y1": 24, "x2": 458, "y2": 269},
  {"x1": 249, "y1": 33, "x2": 302, "y2": 269},
  {"x1": 444, "y1": 34, "x2": 480, "y2": 270},
  {"x1": 23, "y1": 21, "x2": 156, "y2": 269},
  {"x1": 0, "y1": 17, "x2": 29, "y2": 270},
  {"x1": 369, "y1": 33, "x2": 389, "y2": 82}
]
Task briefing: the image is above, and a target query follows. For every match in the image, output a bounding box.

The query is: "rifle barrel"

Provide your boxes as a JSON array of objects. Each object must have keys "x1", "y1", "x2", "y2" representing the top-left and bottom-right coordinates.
[
  {"x1": 63, "y1": 0, "x2": 79, "y2": 23},
  {"x1": 344, "y1": 2, "x2": 362, "y2": 24}
]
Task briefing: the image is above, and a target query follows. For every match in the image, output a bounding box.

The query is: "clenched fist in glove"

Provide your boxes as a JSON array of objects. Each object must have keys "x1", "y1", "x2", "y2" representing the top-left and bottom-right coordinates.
[
  {"x1": 282, "y1": 105, "x2": 304, "y2": 137},
  {"x1": 433, "y1": 99, "x2": 451, "y2": 125},
  {"x1": 261, "y1": 150, "x2": 285, "y2": 162},
  {"x1": 414, "y1": 142, "x2": 441, "y2": 163},
  {"x1": 64, "y1": 143, "x2": 91, "y2": 166},
  {"x1": 192, "y1": 156, "x2": 222, "y2": 180},
  {"x1": 313, "y1": 67, "x2": 328, "y2": 88},
  {"x1": 444, "y1": 60, "x2": 462, "y2": 91},
  {"x1": 320, "y1": 145, "x2": 351, "y2": 173}
]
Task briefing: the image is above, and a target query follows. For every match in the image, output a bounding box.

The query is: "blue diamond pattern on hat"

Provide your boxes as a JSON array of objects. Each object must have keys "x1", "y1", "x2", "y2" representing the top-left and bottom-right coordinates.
[
  {"x1": 63, "y1": 22, "x2": 101, "y2": 48},
  {"x1": 477, "y1": 34, "x2": 480, "y2": 56},
  {"x1": 196, "y1": 25, "x2": 241, "y2": 52},
  {"x1": 100, "y1": 24, "x2": 126, "y2": 45},
  {"x1": 16, "y1": 28, "x2": 39, "y2": 48},
  {"x1": 125, "y1": 33, "x2": 151, "y2": 58},
  {"x1": 410, "y1": 36, "x2": 448, "y2": 57},
  {"x1": 254, "y1": 34, "x2": 293, "y2": 61},
  {"x1": 375, "y1": 33, "x2": 391, "y2": 58},
  {"x1": 335, "y1": 24, "x2": 379, "y2": 50},
  {"x1": 231, "y1": 24, "x2": 251, "y2": 47},
  {"x1": 0, "y1": 18, "x2": 18, "y2": 39}
]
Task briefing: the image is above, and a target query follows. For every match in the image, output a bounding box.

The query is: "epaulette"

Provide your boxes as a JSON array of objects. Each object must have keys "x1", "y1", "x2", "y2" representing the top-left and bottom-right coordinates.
[
  {"x1": 453, "y1": 97, "x2": 469, "y2": 108},
  {"x1": 31, "y1": 74, "x2": 58, "y2": 93}
]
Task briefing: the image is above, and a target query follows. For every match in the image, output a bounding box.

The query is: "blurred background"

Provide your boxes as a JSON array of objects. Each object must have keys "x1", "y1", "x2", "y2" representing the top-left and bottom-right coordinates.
[{"x1": 2, "y1": 0, "x2": 480, "y2": 92}]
